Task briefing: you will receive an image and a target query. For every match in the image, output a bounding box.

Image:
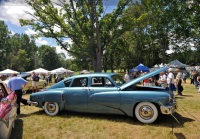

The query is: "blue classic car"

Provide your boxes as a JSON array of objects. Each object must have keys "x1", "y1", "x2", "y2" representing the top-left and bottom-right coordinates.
[
  {"x1": 0, "y1": 82, "x2": 17, "y2": 139},
  {"x1": 29, "y1": 67, "x2": 177, "y2": 124}
]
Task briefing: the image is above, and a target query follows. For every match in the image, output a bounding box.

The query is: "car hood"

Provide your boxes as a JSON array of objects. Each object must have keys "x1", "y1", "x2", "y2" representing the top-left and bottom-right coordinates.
[{"x1": 120, "y1": 67, "x2": 168, "y2": 90}]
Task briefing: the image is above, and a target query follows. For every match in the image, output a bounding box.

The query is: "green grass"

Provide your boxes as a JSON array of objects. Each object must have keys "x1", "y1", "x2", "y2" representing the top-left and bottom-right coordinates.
[{"x1": 10, "y1": 80, "x2": 200, "y2": 139}]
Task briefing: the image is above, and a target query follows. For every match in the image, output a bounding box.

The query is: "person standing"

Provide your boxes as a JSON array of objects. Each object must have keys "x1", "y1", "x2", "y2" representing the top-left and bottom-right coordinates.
[
  {"x1": 197, "y1": 74, "x2": 200, "y2": 87},
  {"x1": 193, "y1": 71, "x2": 198, "y2": 88},
  {"x1": 176, "y1": 69, "x2": 183, "y2": 95},
  {"x1": 182, "y1": 71, "x2": 187, "y2": 83},
  {"x1": 124, "y1": 71, "x2": 130, "y2": 83},
  {"x1": 32, "y1": 72, "x2": 39, "y2": 93},
  {"x1": 158, "y1": 71, "x2": 167, "y2": 89},
  {"x1": 190, "y1": 70, "x2": 194, "y2": 84},
  {"x1": 167, "y1": 68, "x2": 175, "y2": 93},
  {"x1": 7, "y1": 73, "x2": 29, "y2": 115}
]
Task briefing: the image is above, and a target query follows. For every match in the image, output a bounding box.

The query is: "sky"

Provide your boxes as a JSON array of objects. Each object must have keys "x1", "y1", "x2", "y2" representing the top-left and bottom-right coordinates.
[{"x1": 0, "y1": 0, "x2": 119, "y2": 57}]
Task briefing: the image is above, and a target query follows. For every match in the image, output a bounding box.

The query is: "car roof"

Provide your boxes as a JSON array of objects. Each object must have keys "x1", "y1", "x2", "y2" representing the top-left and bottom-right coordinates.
[{"x1": 69, "y1": 72, "x2": 118, "y2": 78}]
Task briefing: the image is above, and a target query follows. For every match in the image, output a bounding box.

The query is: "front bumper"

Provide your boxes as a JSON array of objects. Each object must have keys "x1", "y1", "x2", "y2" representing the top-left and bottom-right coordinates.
[{"x1": 160, "y1": 100, "x2": 177, "y2": 115}]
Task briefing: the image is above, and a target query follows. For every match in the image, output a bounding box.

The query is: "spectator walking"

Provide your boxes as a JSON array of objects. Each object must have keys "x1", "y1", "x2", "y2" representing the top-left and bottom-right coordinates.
[{"x1": 7, "y1": 73, "x2": 29, "y2": 115}]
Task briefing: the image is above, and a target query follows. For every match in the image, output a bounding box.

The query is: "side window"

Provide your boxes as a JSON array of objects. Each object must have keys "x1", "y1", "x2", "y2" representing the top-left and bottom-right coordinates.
[
  {"x1": 71, "y1": 78, "x2": 88, "y2": 87},
  {"x1": 104, "y1": 78, "x2": 114, "y2": 87},
  {"x1": 91, "y1": 77, "x2": 104, "y2": 87},
  {"x1": 91, "y1": 77, "x2": 114, "y2": 87},
  {"x1": 64, "y1": 80, "x2": 72, "y2": 87}
]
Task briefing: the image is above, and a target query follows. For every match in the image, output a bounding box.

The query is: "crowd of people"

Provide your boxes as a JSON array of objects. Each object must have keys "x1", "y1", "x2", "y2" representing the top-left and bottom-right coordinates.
[{"x1": 124, "y1": 68, "x2": 200, "y2": 95}]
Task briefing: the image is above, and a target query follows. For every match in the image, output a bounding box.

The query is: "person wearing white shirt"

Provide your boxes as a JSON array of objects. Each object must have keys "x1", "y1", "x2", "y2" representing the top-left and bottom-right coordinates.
[
  {"x1": 167, "y1": 68, "x2": 175, "y2": 92},
  {"x1": 159, "y1": 71, "x2": 167, "y2": 89},
  {"x1": 124, "y1": 71, "x2": 130, "y2": 83}
]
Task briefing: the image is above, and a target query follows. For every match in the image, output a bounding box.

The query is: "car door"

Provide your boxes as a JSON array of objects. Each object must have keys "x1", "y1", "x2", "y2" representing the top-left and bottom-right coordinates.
[
  {"x1": 87, "y1": 76, "x2": 120, "y2": 113},
  {"x1": 66, "y1": 77, "x2": 88, "y2": 111}
]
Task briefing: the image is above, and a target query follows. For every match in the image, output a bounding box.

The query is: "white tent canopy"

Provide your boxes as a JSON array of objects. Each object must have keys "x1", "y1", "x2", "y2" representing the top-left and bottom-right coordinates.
[
  {"x1": 28, "y1": 68, "x2": 50, "y2": 74},
  {"x1": 50, "y1": 67, "x2": 74, "y2": 75},
  {"x1": 0, "y1": 69, "x2": 19, "y2": 75},
  {"x1": 50, "y1": 67, "x2": 67, "y2": 74}
]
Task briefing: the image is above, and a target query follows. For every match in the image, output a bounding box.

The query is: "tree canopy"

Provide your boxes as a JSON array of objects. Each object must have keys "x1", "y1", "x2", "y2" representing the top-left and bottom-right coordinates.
[
  {"x1": 1, "y1": 0, "x2": 199, "y2": 72},
  {"x1": 20, "y1": 0, "x2": 132, "y2": 72}
]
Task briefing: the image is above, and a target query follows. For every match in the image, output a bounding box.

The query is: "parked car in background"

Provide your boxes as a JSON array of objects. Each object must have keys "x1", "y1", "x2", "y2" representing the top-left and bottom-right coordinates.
[
  {"x1": 3, "y1": 74, "x2": 47, "y2": 94},
  {"x1": 29, "y1": 67, "x2": 177, "y2": 124},
  {"x1": 0, "y1": 81, "x2": 17, "y2": 139},
  {"x1": 21, "y1": 74, "x2": 47, "y2": 93}
]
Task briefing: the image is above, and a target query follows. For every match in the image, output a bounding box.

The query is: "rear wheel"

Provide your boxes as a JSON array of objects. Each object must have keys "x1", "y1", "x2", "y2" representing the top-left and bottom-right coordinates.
[
  {"x1": 44, "y1": 102, "x2": 59, "y2": 116},
  {"x1": 135, "y1": 102, "x2": 158, "y2": 124}
]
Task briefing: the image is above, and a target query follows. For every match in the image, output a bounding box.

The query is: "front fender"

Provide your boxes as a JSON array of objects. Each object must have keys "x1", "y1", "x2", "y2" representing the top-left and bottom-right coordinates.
[{"x1": 120, "y1": 91, "x2": 170, "y2": 117}]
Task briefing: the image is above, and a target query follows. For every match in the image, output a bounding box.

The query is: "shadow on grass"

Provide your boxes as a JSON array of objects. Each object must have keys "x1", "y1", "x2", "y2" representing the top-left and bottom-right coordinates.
[
  {"x1": 175, "y1": 95, "x2": 194, "y2": 99},
  {"x1": 29, "y1": 109, "x2": 195, "y2": 128},
  {"x1": 10, "y1": 118, "x2": 23, "y2": 139},
  {"x1": 174, "y1": 133, "x2": 186, "y2": 139},
  {"x1": 155, "y1": 112, "x2": 195, "y2": 127}
]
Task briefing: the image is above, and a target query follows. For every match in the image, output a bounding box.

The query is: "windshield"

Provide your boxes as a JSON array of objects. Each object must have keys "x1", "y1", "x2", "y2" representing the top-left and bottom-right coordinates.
[{"x1": 111, "y1": 74, "x2": 125, "y2": 86}]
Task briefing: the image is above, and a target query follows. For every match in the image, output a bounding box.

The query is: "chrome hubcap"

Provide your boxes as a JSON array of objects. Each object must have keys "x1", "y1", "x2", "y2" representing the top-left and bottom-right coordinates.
[
  {"x1": 47, "y1": 103, "x2": 56, "y2": 113},
  {"x1": 139, "y1": 105, "x2": 154, "y2": 120}
]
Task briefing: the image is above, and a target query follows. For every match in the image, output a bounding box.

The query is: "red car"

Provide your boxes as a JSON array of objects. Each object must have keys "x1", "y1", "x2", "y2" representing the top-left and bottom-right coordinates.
[{"x1": 0, "y1": 81, "x2": 17, "y2": 139}]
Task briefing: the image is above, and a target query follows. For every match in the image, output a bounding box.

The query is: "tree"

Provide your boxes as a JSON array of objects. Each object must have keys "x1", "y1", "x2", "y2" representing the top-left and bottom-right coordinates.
[
  {"x1": 11, "y1": 49, "x2": 31, "y2": 71},
  {"x1": 20, "y1": 0, "x2": 132, "y2": 72},
  {"x1": 38, "y1": 45, "x2": 62, "y2": 70},
  {"x1": 0, "y1": 20, "x2": 11, "y2": 70}
]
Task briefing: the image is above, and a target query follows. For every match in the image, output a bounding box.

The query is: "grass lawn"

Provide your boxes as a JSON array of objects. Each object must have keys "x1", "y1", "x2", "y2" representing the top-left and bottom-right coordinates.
[{"x1": 10, "y1": 80, "x2": 200, "y2": 139}]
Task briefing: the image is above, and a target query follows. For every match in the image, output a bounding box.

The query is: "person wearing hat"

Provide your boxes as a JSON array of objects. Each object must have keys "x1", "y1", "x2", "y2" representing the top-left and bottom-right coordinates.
[
  {"x1": 7, "y1": 72, "x2": 29, "y2": 115},
  {"x1": 167, "y1": 68, "x2": 175, "y2": 93}
]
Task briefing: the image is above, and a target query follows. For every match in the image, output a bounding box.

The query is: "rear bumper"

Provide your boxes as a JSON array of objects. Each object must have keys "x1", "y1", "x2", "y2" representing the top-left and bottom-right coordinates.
[
  {"x1": 27, "y1": 100, "x2": 38, "y2": 106},
  {"x1": 160, "y1": 100, "x2": 177, "y2": 114}
]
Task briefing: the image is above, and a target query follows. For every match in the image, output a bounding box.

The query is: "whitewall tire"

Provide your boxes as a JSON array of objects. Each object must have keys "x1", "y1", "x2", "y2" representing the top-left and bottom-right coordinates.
[
  {"x1": 44, "y1": 102, "x2": 59, "y2": 116},
  {"x1": 135, "y1": 102, "x2": 158, "y2": 124}
]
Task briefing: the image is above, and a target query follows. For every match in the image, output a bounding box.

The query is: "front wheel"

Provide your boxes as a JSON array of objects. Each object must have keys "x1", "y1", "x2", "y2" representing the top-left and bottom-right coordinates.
[
  {"x1": 135, "y1": 102, "x2": 158, "y2": 124},
  {"x1": 44, "y1": 102, "x2": 59, "y2": 116}
]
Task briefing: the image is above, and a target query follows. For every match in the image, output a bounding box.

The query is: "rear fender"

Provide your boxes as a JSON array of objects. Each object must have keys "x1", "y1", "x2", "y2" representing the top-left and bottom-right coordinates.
[
  {"x1": 31, "y1": 91, "x2": 65, "y2": 111},
  {"x1": 43, "y1": 92, "x2": 65, "y2": 111}
]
